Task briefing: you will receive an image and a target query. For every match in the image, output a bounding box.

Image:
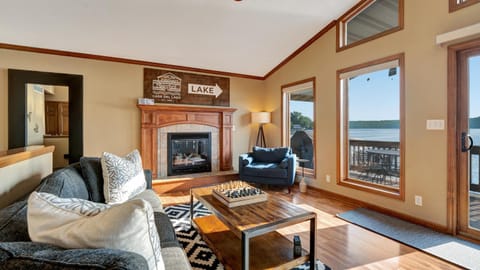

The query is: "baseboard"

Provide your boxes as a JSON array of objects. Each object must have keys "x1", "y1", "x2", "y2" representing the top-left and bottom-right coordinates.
[
  {"x1": 309, "y1": 186, "x2": 450, "y2": 234},
  {"x1": 152, "y1": 171, "x2": 239, "y2": 194}
]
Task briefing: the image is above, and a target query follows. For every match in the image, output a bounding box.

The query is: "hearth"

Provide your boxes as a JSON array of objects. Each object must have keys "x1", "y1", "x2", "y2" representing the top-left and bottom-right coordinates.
[{"x1": 167, "y1": 132, "x2": 211, "y2": 176}]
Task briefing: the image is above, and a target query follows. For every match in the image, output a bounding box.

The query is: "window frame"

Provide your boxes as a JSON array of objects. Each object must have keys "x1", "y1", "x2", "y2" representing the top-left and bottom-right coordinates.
[
  {"x1": 336, "y1": 0, "x2": 404, "y2": 52},
  {"x1": 336, "y1": 53, "x2": 405, "y2": 200},
  {"x1": 449, "y1": 0, "x2": 480, "y2": 12},
  {"x1": 281, "y1": 77, "x2": 316, "y2": 178}
]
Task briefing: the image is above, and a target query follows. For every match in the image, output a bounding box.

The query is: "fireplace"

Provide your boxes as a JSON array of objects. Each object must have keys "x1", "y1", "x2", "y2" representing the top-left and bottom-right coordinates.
[
  {"x1": 167, "y1": 132, "x2": 211, "y2": 176},
  {"x1": 138, "y1": 104, "x2": 236, "y2": 178}
]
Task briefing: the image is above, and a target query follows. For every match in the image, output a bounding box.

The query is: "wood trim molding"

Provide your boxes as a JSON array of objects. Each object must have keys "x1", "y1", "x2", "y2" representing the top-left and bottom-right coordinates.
[
  {"x1": 449, "y1": 0, "x2": 480, "y2": 12},
  {"x1": 0, "y1": 145, "x2": 55, "y2": 168},
  {"x1": 137, "y1": 104, "x2": 237, "y2": 178},
  {"x1": 280, "y1": 77, "x2": 317, "y2": 178},
  {"x1": 336, "y1": 53, "x2": 405, "y2": 200},
  {"x1": 310, "y1": 186, "x2": 450, "y2": 234},
  {"x1": 0, "y1": 43, "x2": 263, "y2": 81},
  {"x1": 336, "y1": 0, "x2": 404, "y2": 52},
  {"x1": 264, "y1": 21, "x2": 336, "y2": 79},
  {"x1": 446, "y1": 37, "x2": 480, "y2": 235}
]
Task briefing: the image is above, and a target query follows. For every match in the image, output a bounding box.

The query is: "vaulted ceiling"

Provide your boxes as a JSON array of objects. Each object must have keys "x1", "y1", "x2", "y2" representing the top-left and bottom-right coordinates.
[{"x1": 0, "y1": 0, "x2": 361, "y2": 77}]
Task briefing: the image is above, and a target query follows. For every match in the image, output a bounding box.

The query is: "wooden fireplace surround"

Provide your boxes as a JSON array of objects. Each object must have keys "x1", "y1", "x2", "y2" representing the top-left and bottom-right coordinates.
[{"x1": 137, "y1": 104, "x2": 236, "y2": 178}]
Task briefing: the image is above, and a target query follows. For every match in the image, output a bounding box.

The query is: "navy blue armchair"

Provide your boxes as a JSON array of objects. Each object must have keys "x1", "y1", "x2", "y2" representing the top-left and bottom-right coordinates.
[{"x1": 239, "y1": 146, "x2": 296, "y2": 191}]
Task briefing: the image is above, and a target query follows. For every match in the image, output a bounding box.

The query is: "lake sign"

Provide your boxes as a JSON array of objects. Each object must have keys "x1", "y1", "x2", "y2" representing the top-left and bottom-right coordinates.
[
  {"x1": 188, "y1": 83, "x2": 223, "y2": 98},
  {"x1": 144, "y1": 68, "x2": 230, "y2": 106}
]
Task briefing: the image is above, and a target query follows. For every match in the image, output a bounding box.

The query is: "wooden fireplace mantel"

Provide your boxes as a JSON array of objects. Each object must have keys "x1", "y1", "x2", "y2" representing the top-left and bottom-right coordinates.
[{"x1": 137, "y1": 104, "x2": 237, "y2": 178}]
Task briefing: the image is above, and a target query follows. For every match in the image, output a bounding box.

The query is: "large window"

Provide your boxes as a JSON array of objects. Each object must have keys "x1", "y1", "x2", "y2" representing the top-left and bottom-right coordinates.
[
  {"x1": 337, "y1": 54, "x2": 405, "y2": 199},
  {"x1": 449, "y1": 0, "x2": 480, "y2": 12},
  {"x1": 337, "y1": 0, "x2": 404, "y2": 51},
  {"x1": 282, "y1": 78, "x2": 315, "y2": 177}
]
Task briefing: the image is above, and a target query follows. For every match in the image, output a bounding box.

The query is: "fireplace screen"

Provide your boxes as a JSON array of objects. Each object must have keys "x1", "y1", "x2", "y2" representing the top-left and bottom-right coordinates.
[{"x1": 167, "y1": 132, "x2": 211, "y2": 176}]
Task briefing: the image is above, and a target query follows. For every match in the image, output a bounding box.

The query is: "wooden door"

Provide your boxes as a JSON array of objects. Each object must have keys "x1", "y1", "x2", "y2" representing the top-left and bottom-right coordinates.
[{"x1": 456, "y1": 45, "x2": 480, "y2": 239}]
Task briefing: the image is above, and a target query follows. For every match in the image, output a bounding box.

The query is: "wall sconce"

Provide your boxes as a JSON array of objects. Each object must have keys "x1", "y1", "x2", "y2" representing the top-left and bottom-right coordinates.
[{"x1": 251, "y1": 111, "x2": 271, "y2": 147}]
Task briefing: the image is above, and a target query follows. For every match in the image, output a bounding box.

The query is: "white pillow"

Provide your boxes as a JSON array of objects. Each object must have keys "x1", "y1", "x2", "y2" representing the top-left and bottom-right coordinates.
[
  {"x1": 101, "y1": 149, "x2": 147, "y2": 204},
  {"x1": 27, "y1": 192, "x2": 164, "y2": 270}
]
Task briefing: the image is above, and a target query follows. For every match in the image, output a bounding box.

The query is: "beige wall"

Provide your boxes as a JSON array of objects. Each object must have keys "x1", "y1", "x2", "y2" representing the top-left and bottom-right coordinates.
[
  {"x1": 44, "y1": 137, "x2": 69, "y2": 169},
  {"x1": 264, "y1": 1, "x2": 480, "y2": 226},
  {"x1": 45, "y1": 86, "x2": 69, "y2": 102},
  {"x1": 0, "y1": 49, "x2": 265, "y2": 170}
]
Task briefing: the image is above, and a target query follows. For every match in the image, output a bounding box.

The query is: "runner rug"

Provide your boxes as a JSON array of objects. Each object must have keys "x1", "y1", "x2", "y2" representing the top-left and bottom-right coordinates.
[
  {"x1": 164, "y1": 202, "x2": 330, "y2": 270},
  {"x1": 338, "y1": 207, "x2": 480, "y2": 270}
]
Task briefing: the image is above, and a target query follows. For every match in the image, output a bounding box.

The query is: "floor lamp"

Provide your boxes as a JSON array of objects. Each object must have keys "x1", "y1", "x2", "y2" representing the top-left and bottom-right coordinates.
[{"x1": 251, "y1": 111, "x2": 271, "y2": 148}]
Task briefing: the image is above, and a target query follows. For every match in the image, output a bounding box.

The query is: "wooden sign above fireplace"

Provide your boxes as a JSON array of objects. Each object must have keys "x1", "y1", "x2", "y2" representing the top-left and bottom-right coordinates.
[{"x1": 143, "y1": 68, "x2": 230, "y2": 107}]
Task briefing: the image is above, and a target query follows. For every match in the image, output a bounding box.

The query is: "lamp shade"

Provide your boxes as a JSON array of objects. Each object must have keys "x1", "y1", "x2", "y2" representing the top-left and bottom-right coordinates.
[{"x1": 251, "y1": 111, "x2": 271, "y2": 124}]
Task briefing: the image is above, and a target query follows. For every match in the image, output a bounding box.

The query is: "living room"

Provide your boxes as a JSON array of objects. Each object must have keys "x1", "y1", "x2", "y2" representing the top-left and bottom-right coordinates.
[{"x1": 1, "y1": 0, "x2": 480, "y2": 269}]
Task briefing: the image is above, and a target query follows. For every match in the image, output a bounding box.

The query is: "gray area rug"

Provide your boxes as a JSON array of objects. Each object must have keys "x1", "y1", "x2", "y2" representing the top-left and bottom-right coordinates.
[{"x1": 338, "y1": 208, "x2": 480, "y2": 270}]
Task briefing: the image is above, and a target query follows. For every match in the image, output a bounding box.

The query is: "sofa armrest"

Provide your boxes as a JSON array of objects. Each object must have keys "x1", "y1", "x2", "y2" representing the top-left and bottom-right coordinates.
[
  {"x1": 239, "y1": 153, "x2": 253, "y2": 167},
  {"x1": 0, "y1": 242, "x2": 148, "y2": 269},
  {"x1": 144, "y1": 169, "x2": 153, "y2": 189},
  {"x1": 286, "y1": 154, "x2": 297, "y2": 185}
]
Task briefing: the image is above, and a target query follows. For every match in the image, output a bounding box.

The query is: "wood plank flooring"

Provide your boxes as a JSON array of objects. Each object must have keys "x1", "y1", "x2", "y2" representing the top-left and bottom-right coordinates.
[{"x1": 160, "y1": 186, "x2": 460, "y2": 269}]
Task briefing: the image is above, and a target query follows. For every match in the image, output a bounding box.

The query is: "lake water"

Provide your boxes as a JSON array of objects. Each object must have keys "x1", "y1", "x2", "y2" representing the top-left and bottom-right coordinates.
[
  {"x1": 349, "y1": 128, "x2": 480, "y2": 185},
  {"x1": 349, "y1": 128, "x2": 480, "y2": 143}
]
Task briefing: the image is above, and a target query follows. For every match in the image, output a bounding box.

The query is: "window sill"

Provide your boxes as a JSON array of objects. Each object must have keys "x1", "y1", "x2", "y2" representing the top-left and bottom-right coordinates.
[{"x1": 337, "y1": 177, "x2": 404, "y2": 201}]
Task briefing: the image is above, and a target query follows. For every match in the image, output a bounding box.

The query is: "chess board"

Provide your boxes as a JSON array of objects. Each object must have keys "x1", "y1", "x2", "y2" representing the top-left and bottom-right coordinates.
[{"x1": 212, "y1": 181, "x2": 268, "y2": 208}]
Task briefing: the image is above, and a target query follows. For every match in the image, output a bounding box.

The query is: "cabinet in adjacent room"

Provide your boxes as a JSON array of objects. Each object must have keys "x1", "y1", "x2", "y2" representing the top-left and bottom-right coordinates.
[{"x1": 45, "y1": 101, "x2": 69, "y2": 135}]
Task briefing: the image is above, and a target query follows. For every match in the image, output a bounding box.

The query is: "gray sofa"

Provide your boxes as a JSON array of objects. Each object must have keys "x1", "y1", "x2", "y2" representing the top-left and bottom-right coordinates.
[
  {"x1": 239, "y1": 146, "x2": 296, "y2": 191},
  {"x1": 0, "y1": 157, "x2": 191, "y2": 270}
]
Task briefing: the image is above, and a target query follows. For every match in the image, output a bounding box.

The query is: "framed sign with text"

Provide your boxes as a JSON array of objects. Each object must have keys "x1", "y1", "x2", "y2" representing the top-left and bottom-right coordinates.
[{"x1": 143, "y1": 68, "x2": 230, "y2": 107}]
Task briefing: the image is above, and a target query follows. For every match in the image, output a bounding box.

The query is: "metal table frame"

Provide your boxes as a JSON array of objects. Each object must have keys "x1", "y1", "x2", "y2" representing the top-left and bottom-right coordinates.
[{"x1": 190, "y1": 188, "x2": 316, "y2": 270}]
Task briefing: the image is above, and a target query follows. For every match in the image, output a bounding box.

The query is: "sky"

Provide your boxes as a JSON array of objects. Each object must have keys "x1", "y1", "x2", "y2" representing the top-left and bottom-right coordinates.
[
  {"x1": 348, "y1": 68, "x2": 400, "y2": 121},
  {"x1": 290, "y1": 100, "x2": 314, "y2": 120}
]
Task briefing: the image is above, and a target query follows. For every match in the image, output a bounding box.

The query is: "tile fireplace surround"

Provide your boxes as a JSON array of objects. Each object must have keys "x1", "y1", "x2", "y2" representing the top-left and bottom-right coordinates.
[{"x1": 137, "y1": 104, "x2": 236, "y2": 178}]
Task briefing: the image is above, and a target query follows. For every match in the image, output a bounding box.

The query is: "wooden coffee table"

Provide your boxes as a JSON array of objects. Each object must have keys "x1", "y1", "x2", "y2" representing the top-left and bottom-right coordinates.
[{"x1": 190, "y1": 186, "x2": 316, "y2": 270}]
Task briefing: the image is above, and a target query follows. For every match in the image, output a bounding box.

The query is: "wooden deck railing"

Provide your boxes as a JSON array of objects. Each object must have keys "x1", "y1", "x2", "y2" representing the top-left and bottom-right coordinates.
[
  {"x1": 470, "y1": 146, "x2": 480, "y2": 192},
  {"x1": 349, "y1": 139, "x2": 400, "y2": 186}
]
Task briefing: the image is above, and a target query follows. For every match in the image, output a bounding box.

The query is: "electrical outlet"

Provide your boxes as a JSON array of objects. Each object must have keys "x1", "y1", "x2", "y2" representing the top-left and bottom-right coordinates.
[
  {"x1": 325, "y1": 175, "x2": 331, "y2": 183},
  {"x1": 415, "y1": 195, "x2": 423, "y2": 206}
]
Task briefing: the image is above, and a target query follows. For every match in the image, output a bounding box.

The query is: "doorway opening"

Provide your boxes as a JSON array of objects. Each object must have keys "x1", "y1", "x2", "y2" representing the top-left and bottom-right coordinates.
[
  {"x1": 8, "y1": 69, "x2": 83, "y2": 164},
  {"x1": 26, "y1": 84, "x2": 70, "y2": 169}
]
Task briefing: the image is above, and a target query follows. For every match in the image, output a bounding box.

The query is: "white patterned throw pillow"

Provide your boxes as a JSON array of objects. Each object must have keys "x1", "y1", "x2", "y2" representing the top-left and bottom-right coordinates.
[
  {"x1": 101, "y1": 149, "x2": 147, "y2": 204},
  {"x1": 27, "y1": 191, "x2": 164, "y2": 270}
]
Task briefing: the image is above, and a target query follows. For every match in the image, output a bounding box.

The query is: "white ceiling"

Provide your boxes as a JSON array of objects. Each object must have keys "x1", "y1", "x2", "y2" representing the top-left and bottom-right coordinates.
[{"x1": 0, "y1": 0, "x2": 359, "y2": 77}]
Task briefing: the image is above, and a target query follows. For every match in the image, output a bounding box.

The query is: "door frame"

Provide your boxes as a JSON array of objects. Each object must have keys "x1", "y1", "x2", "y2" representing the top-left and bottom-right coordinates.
[
  {"x1": 8, "y1": 69, "x2": 83, "y2": 163},
  {"x1": 447, "y1": 37, "x2": 480, "y2": 237}
]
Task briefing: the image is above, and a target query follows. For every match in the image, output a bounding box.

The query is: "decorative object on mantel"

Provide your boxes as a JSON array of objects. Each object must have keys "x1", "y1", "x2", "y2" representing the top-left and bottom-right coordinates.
[
  {"x1": 137, "y1": 98, "x2": 154, "y2": 105},
  {"x1": 212, "y1": 181, "x2": 267, "y2": 207},
  {"x1": 251, "y1": 111, "x2": 271, "y2": 147},
  {"x1": 143, "y1": 68, "x2": 230, "y2": 106}
]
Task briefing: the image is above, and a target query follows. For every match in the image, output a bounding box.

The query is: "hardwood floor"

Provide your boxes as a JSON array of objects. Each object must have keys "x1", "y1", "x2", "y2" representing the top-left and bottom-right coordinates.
[{"x1": 160, "y1": 186, "x2": 460, "y2": 269}]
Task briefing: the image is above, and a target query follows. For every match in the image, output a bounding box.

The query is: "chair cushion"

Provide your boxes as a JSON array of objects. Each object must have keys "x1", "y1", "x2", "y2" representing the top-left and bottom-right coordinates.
[
  {"x1": 243, "y1": 163, "x2": 288, "y2": 178},
  {"x1": 161, "y1": 247, "x2": 191, "y2": 270},
  {"x1": 36, "y1": 164, "x2": 89, "y2": 200},
  {"x1": 0, "y1": 242, "x2": 149, "y2": 269},
  {"x1": 80, "y1": 157, "x2": 105, "y2": 203},
  {"x1": 0, "y1": 200, "x2": 30, "y2": 242},
  {"x1": 132, "y1": 189, "x2": 163, "y2": 213},
  {"x1": 252, "y1": 147, "x2": 289, "y2": 163}
]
